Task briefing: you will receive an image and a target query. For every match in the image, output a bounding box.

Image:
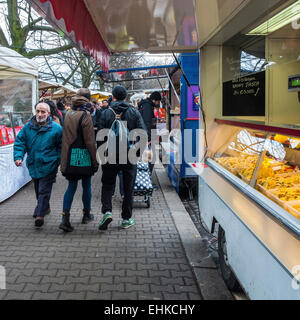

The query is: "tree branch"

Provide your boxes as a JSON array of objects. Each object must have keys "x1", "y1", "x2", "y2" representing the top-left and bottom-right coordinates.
[
  {"x1": 24, "y1": 43, "x2": 73, "y2": 58},
  {"x1": 29, "y1": 25, "x2": 59, "y2": 34},
  {"x1": 0, "y1": 26, "x2": 9, "y2": 46}
]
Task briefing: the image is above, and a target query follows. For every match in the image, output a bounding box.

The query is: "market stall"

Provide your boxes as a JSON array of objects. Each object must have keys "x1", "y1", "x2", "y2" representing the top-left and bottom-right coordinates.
[
  {"x1": 191, "y1": 0, "x2": 300, "y2": 299},
  {"x1": 90, "y1": 91, "x2": 111, "y2": 102},
  {"x1": 38, "y1": 79, "x2": 76, "y2": 100},
  {"x1": 0, "y1": 46, "x2": 38, "y2": 202}
]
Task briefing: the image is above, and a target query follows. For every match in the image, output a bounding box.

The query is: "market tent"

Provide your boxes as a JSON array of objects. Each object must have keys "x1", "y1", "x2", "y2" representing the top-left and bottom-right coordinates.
[
  {"x1": 0, "y1": 47, "x2": 38, "y2": 203},
  {"x1": 38, "y1": 79, "x2": 76, "y2": 99},
  {"x1": 25, "y1": 0, "x2": 198, "y2": 70},
  {"x1": 0, "y1": 46, "x2": 38, "y2": 78}
]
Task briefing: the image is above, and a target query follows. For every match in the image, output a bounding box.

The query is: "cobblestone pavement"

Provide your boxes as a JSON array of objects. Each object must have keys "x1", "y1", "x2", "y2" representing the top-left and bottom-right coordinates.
[{"x1": 0, "y1": 169, "x2": 202, "y2": 300}]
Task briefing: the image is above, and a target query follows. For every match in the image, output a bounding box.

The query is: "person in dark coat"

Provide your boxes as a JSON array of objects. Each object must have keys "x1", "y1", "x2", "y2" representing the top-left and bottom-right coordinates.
[
  {"x1": 60, "y1": 89, "x2": 99, "y2": 232},
  {"x1": 97, "y1": 85, "x2": 147, "y2": 230},
  {"x1": 138, "y1": 91, "x2": 161, "y2": 143},
  {"x1": 138, "y1": 91, "x2": 161, "y2": 178}
]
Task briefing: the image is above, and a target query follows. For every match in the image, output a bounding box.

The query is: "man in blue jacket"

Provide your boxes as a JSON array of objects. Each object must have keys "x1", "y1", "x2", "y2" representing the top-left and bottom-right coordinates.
[{"x1": 14, "y1": 102, "x2": 62, "y2": 228}]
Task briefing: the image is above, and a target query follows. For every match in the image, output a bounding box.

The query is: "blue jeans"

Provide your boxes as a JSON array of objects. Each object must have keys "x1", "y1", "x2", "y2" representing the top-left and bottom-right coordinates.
[{"x1": 63, "y1": 177, "x2": 91, "y2": 212}]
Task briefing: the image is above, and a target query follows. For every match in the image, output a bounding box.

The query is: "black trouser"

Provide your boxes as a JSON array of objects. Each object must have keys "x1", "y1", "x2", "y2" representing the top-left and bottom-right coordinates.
[
  {"x1": 33, "y1": 169, "x2": 57, "y2": 217},
  {"x1": 101, "y1": 164, "x2": 137, "y2": 220}
]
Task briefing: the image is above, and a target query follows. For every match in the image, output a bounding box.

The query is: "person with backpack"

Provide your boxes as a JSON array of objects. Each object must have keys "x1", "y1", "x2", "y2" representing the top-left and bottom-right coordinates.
[
  {"x1": 97, "y1": 85, "x2": 147, "y2": 230},
  {"x1": 59, "y1": 89, "x2": 99, "y2": 232}
]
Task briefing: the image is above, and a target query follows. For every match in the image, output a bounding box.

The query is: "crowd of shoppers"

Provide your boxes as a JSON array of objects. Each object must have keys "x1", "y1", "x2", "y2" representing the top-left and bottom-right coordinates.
[{"x1": 13, "y1": 86, "x2": 161, "y2": 232}]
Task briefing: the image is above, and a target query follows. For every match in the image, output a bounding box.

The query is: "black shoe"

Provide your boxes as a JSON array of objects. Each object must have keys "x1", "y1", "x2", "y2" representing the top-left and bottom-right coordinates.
[
  {"x1": 59, "y1": 212, "x2": 74, "y2": 232},
  {"x1": 152, "y1": 184, "x2": 158, "y2": 190},
  {"x1": 35, "y1": 217, "x2": 44, "y2": 228},
  {"x1": 81, "y1": 209, "x2": 94, "y2": 224}
]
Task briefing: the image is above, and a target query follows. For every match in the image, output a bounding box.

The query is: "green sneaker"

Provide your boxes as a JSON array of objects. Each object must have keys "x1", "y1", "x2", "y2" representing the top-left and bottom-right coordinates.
[
  {"x1": 121, "y1": 218, "x2": 135, "y2": 229},
  {"x1": 98, "y1": 212, "x2": 113, "y2": 230}
]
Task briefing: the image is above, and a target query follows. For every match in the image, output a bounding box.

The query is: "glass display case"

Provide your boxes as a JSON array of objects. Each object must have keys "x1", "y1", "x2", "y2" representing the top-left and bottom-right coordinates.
[{"x1": 211, "y1": 120, "x2": 300, "y2": 221}]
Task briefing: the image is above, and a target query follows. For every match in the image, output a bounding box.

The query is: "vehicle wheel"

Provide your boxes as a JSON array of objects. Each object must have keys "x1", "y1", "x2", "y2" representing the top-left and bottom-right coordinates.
[{"x1": 218, "y1": 226, "x2": 240, "y2": 291}]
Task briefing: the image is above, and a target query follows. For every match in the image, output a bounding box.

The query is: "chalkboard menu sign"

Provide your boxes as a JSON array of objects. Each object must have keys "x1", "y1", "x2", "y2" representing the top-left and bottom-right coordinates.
[{"x1": 223, "y1": 71, "x2": 265, "y2": 116}]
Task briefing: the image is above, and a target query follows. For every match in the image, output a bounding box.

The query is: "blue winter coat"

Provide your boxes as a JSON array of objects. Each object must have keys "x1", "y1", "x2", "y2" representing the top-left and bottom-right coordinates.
[{"x1": 14, "y1": 116, "x2": 62, "y2": 179}]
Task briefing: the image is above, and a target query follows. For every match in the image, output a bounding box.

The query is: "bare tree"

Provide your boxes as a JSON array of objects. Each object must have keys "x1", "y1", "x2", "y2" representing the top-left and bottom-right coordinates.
[{"x1": 0, "y1": 0, "x2": 72, "y2": 57}]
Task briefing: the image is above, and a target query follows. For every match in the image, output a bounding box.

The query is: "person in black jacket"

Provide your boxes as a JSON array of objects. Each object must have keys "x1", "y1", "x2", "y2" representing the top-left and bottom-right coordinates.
[
  {"x1": 97, "y1": 85, "x2": 148, "y2": 230},
  {"x1": 138, "y1": 91, "x2": 161, "y2": 178},
  {"x1": 138, "y1": 91, "x2": 161, "y2": 143}
]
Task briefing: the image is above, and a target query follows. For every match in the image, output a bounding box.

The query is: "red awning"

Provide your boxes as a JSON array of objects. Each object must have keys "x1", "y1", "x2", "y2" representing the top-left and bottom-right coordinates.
[{"x1": 26, "y1": 0, "x2": 110, "y2": 71}]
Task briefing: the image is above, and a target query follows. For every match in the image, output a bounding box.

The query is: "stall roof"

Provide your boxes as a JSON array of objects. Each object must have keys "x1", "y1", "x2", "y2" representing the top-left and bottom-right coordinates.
[
  {"x1": 25, "y1": 0, "x2": 198, "y2": 71},
  {"x1": 38, "y1": 79, "x2": 75, "y2": 91},
  {"x1": 90, "y1": 91, "x2": 111, "y2": 97},
  {"x1": 0, "y1": 46, "x2": 38, "y2": 77}
]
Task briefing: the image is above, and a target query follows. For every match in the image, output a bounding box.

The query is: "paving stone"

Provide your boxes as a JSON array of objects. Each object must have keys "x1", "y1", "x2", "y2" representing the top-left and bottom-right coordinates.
[
  {"x1": 102, "y1": 269, "x2": 125, "y2": 277},
  {"x1": 75, "y1": 283, "x2": 100, "y2": 293},
  {"x1": 33, "y1": 269, "x2": 58, "y2": 277},
  {"x1": 41, "y1": 276, "x2": 66, "y2": 285},
  {"x1": 150, "y1": 284, "x2": 175, "y2": 294},
  {"x1": 32, "y1": 292, "x2": 60, "y2": 300},
  {"x1": 126, "y1": 270, "x2": 148, "y2": 277},
  {"x1": 112, "y1": 292, "x2": 138, "y2": 300},
  {"x1": 163, "y1": 292, "x2": 189, "y2": 300},
  {"x1": 16, "y1": 275, "x2": 42, "y2": 284},
  {"x1": 5, "y1": 291, "x2": 34, "y2": 300},
  {"x1": 23, "y1": 283, "x2": 50, "y2": 293},
  {"x1": 65, "y1": 276, "x2": 90, "y2": 285},
  {"x1": 188, "y1": 292, "x2": 202, "y2": 300},
  {"x1": 100, "y1": 283, "x2": 125, "y2": 293},
  {"x1": 174, "y1": 284, "x2": 200, "y2": 294},
  {"x1": 90, "y1": 276, "x2": 113, "y2": 284},
  {"x1": 86, "y1": 292, "x2": 112, "y2": 300},
  {"x1": 57, "y1": 269, "x2": 81, "y2": 278},
  {"x1": 48, "y1": 283, "x2": 75, "y2": 293},
  {"x1": 59, "y1": 292, "x2": 85, "y2": 300}
]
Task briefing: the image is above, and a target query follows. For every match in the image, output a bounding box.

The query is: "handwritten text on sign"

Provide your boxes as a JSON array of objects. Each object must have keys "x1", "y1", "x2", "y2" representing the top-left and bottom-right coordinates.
[{"x1": 223, "y1": 71, "x2": 265, "y2": 116}]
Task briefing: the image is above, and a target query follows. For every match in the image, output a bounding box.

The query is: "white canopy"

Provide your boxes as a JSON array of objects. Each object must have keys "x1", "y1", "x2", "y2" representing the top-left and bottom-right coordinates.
[{"x1": 0, "y1": 46, "x2": 38, "y2": 78}]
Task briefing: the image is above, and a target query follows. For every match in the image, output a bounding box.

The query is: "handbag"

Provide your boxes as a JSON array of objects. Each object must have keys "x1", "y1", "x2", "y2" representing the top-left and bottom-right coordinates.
[{"x1": 65, "y1": 112, "x2": 93, "y2": 176}]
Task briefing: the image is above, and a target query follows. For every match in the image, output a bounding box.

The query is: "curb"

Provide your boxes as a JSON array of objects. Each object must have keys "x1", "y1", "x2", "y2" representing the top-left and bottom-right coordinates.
[{"x1": 155, "y1": 168, "x2": 233, "y2": 300}]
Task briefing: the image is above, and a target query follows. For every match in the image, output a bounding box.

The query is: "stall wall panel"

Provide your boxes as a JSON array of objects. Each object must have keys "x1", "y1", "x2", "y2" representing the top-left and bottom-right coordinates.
[
  {"x1": 199, "y1": 175, "x2": 300, "y2": 299},
  {"x1": 200, "y1": 45, "x2": 222, "y2": 129},
  {"x1": 195, "y1": 0, "x2": 249, "y2": 46},
  {"x1": 268, "y1": 60, "x2": 300, "y2": 125},
  {"x1": 267, "y1": 35, "x2": 300, "y2": 125},
  {"x1": 0, "y1": 144, "x2": 31, "y2": 202}
]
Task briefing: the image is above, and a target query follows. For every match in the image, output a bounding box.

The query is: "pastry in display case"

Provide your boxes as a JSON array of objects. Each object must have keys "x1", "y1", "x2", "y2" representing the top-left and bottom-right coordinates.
[{"x1": 212, "y1": 128, "x2": 300, "y2": 220}]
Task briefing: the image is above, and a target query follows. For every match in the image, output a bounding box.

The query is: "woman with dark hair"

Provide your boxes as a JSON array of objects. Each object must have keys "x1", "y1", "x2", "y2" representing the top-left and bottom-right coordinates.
[
  {"x1": 56, "y1": 99, "x2": 67, "y2": 119},
  {"x1": 44, "y1": 100, "x2": 63, "y2": 126}
]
